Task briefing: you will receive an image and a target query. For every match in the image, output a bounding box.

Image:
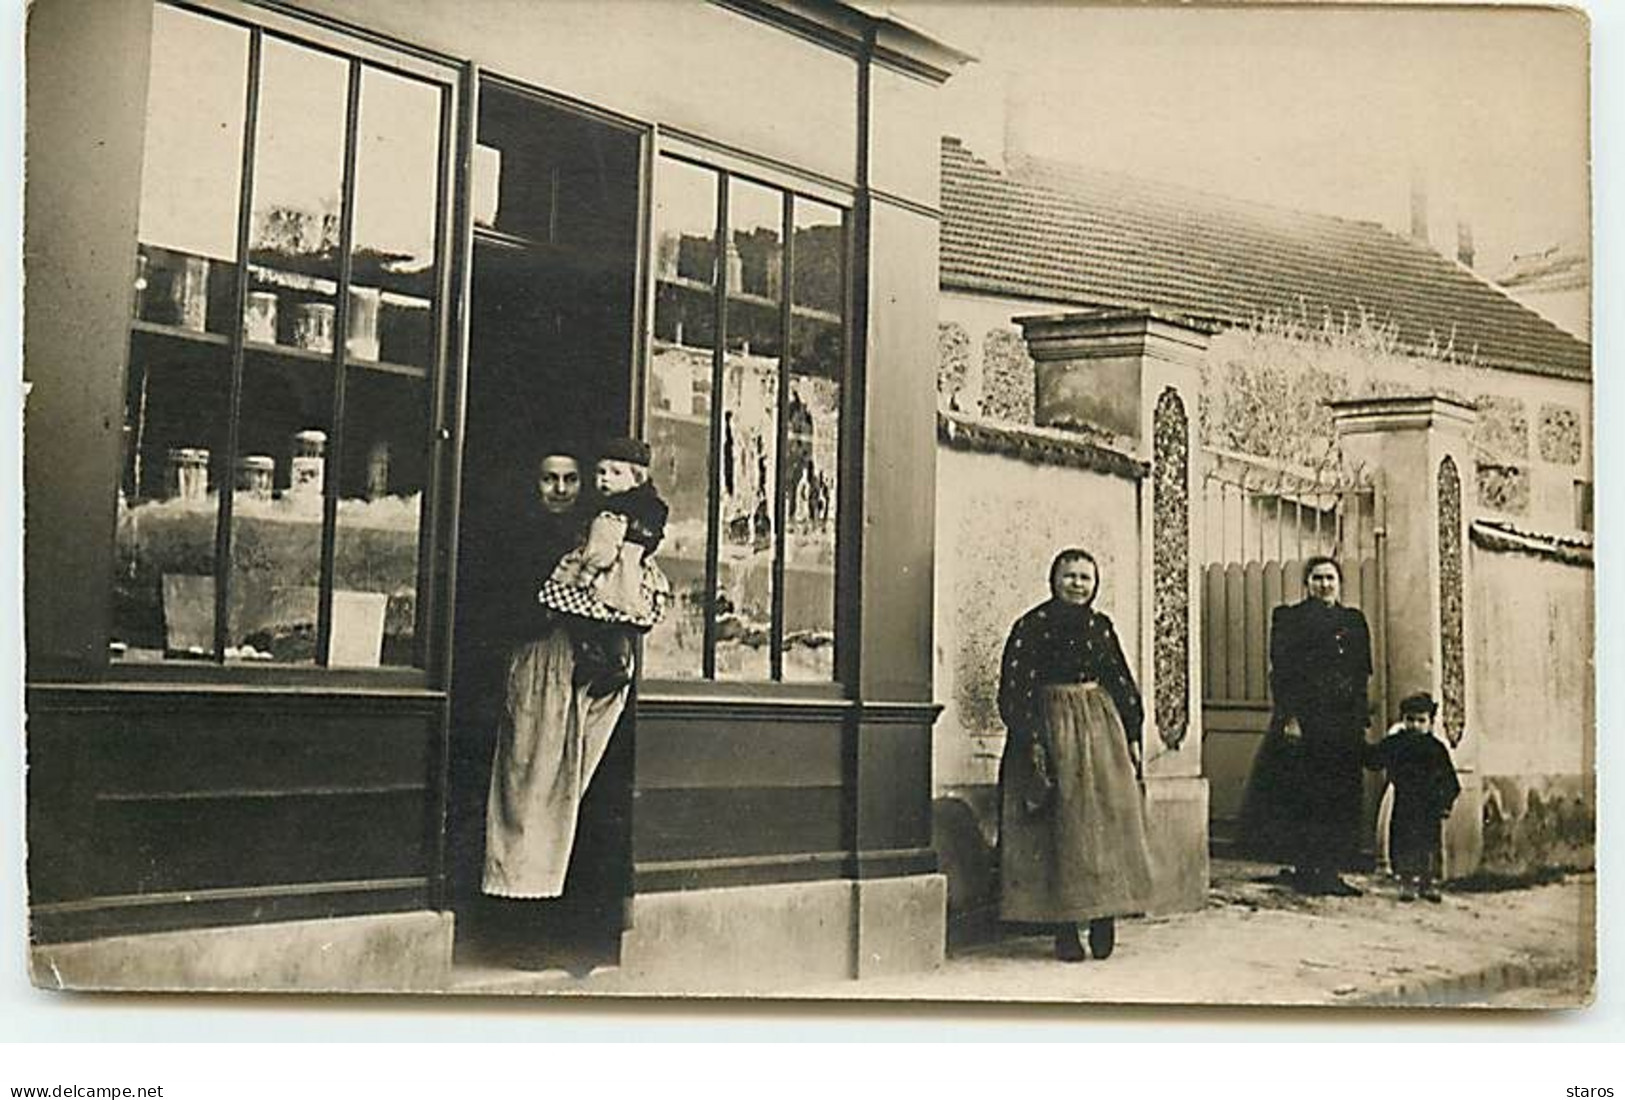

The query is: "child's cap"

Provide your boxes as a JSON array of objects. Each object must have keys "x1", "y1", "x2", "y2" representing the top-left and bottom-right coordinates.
[
  {"x1": 1399, "y1": 691, "x2": 1438, "y2": 718},
  {"x1": 599, "y1": 436, "x2": 651, "y2": 467}
]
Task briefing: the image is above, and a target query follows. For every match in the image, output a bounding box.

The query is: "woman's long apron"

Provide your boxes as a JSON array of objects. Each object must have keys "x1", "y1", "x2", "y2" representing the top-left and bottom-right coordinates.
[
  {"x1": 483, "y1": 627, "x2": 630, "y2": 898},
  {"x1": 1000, "y1": 682, "x2": 1155, "y2": 923}
]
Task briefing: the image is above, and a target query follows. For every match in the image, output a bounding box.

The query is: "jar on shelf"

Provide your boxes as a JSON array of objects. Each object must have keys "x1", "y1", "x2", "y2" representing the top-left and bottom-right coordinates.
[
  {"x1": 243, "y1": 291, "x2": 278, "y2": 344},
  {"x1": 365, "y1": 440, "x2": 391, "y2": 501},
  {"x1": 290, "y1": 429, "x2": 327, "y2": 502},
  {"x1": 171, "y1": 255, "x2": 210, "y2": 332},
  {"x1": 473, "y1": 144, "x2": 502, "y2": 228},
  {"x1": 347, "y1": 286, "x2": 381, "y2": 361},
  {"x1": 165, "y1": 447, "x2": 211, "y2": 503},
  {"x1": 132, "y1": 253, "x2": 149, "y2": 319},
  {"x1": 292, "y1": 302, "x2": 336, "y2": 353},
  {"x1": 235, "y1": 454, "x2": 275, "y2": 500}
]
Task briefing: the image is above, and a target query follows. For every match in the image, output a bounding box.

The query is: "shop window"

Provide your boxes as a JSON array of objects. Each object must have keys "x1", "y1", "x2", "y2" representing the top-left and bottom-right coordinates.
[
  {"x1": 112, "y1": 4, "x2": 452, "y2": 670},
  {"x1": 644, "y1": 155, "x2": 845, "y2": 682}
]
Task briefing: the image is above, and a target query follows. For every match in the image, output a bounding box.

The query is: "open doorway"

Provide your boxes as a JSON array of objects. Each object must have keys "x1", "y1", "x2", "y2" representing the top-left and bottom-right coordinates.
[{"x1": 448, "y1": 81, "x2": 644, "y2": 973}]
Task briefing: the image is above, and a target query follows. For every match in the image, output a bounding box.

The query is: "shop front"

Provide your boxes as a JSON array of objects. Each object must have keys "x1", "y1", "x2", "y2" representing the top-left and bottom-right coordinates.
[{"x1": 24, "y1": 0, "x2": 965, "y2": 990}]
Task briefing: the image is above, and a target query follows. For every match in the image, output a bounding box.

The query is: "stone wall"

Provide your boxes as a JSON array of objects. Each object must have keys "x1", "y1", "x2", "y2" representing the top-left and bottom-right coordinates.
[
  {"x1": 942, "y1": 291, "x2": 1592, "y2": 536},
  {"x1": 1467, "y1": 541, "x2": 1594, "y2": 874},
  {"x1": 932, "y1": 430, "x2": 1143, "y2": 942}
]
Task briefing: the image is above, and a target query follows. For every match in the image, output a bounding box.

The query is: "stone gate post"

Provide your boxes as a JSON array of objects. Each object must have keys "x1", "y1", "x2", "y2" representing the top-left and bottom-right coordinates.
[
  {"x1": 1017, "y1": 308, "x2": 1211, "y2": 912},
  {"x1": 1329, "y1": 395, "x2": 1483, "y2": 877}
]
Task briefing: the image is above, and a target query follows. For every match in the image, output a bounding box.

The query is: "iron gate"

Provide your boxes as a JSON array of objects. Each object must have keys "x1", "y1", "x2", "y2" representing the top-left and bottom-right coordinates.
[{"x1": 1198, "y1": 450, "x2": 1388, "y2": 851}]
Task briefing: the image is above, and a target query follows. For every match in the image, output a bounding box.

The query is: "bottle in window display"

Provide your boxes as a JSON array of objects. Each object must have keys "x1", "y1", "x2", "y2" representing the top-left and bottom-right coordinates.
[
  {"x1": 235, "y1": 454, "x2": 275, "y2": 500},
  {"x1": 289, "y1": 429, "x2": 326, "y2": 505}
]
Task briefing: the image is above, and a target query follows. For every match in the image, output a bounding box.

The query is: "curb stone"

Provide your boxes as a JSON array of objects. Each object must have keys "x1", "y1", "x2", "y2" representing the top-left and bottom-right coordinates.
[{"x1": 1354, "y1": 957, "x2": 1587, "y2": 1008}]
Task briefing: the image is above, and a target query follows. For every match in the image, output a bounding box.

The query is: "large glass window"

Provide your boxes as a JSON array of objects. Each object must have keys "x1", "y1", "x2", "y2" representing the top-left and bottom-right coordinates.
[
  {"x1": 112, "y1": 4, "x2": 451, "y2": 670},
  {"x1": 644, "y1": 155, "x2": 846, "y2": 683}
]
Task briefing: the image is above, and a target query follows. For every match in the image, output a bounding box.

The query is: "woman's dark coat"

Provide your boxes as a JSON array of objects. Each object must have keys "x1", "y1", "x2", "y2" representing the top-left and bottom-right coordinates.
[{"x1": 1242, "y1": 597, "x2": 1373, "y2": 870}]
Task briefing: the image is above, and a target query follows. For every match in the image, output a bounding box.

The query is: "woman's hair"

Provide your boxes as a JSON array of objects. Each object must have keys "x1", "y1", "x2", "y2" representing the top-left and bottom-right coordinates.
[
  {"x1": 1049, "y1": 547, "x2": 1099, "y2": 595},
  {"x1": 1302, "y1": 555, "x2": 1343, "y2": 584}
]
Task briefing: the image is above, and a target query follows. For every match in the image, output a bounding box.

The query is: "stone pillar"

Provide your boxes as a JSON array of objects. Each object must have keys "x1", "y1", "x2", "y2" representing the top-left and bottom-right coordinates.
[
  {"x1": 1330, "y1": 395, "x2": 1483, "y2": 877},
  {"x1": 1017, "y1": 308, "x2": 1212, "y2": 913}
]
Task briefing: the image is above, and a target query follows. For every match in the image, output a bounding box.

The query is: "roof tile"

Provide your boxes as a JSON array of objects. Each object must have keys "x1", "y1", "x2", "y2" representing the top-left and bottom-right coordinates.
[{"x1": 940, "y1": 138, "x2": 1591, "y2": 379}]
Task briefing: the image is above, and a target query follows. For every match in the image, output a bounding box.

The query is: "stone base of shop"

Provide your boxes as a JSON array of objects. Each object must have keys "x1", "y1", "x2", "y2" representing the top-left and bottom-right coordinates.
[
  {"x1": 29, "y1": 877, "x2": 950, "y2": 995},
  {"x1": 618, "y1": 874, "x2": 948, "y2": 989},
  {"x1": 29, "y1": 910, "x2": 455, "y2": 993}
]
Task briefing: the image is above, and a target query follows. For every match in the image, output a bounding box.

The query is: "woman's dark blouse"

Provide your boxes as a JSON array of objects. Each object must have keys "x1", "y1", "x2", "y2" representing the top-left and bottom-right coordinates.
[
  {"x1": 1269, "y1": 598, "x2": 1373, "y2": 729},
  {"x1": 997, "y1": 599, "x2": 1144, "y2": 747}
]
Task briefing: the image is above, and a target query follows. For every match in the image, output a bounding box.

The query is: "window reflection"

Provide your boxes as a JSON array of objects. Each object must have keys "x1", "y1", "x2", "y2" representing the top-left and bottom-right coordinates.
[
  {"x1": 784, "y1": 199, "x2": 844, "y2": 681},
  {"x1": 226, "y1": 37, "x2": 349, "y2": 665},
  {"x1": 644, "y1": 159, "x2": 719, "y2": 679},
  {"x1": 332, "y1": 67, "x2": 444, "y2": 665},
  {"x1": 716, "y1": 180, "x2": 783, "y2": 681},
  {"x1": 133, "y1": 6, "x2": 249, "y2": 341},
  {"x1": 114, "y1": 7, "x2": 249, "y2": 662},
  {"x1": 642, "y1": 158, "x2": 847, "y2": 685},
  {"x1": 352, "y1": 66, "x2": 440, "y2": 370}
]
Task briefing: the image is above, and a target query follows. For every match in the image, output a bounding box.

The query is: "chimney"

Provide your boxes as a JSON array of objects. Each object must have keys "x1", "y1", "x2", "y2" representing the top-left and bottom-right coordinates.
[
  {"x1": 1409, "y1": 170, "x2": 1429, "y2": 244},
  {"x1": 1456, "y1": 220, "x2": 1476, "y2": 269}
]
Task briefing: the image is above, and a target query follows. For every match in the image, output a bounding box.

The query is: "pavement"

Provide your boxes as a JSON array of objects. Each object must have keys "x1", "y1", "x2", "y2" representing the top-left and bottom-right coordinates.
[
  {"x1": 796, "y1": 860, "x2": 1596, "y2": 1009},
  {"x1": 450, "y1": 860, "x2": 1595, "y2": 1008}
]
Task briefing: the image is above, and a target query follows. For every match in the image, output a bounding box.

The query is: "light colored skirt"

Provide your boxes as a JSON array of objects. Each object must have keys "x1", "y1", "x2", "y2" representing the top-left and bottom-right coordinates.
[
  {"x1": 1000, "y1": 682, "x2": 1156, "y2": 923},
  {"x1": 483, "y1": 627, "x2": 630, "y2": 899}
]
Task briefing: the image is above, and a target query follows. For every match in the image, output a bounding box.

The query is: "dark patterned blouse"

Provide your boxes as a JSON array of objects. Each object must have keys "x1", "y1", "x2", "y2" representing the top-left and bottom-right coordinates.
[{"x1": 997, "y1": 599, "x2": 1144, "y2": 748}]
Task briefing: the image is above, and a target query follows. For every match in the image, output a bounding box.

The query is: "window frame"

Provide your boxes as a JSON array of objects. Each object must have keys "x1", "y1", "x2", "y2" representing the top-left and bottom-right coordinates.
[
  {"x1": 107, "y1": 0, "x2": 463, "y2": 686},
  {"x1": 640, "y1": 142, "x2": 856, "y2": 695}
]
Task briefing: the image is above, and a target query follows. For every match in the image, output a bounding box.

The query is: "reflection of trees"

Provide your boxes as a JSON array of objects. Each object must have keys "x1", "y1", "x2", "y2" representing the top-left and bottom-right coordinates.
[
  {"x1": 250, "y1": 203, "x2": 435, "y2": 297},
  {"x1": 792, "y1": 224, "x2": 843, "y2": 313},
  {"x1": 733, "y1": 227, "x2": 783, "y2": 298}
]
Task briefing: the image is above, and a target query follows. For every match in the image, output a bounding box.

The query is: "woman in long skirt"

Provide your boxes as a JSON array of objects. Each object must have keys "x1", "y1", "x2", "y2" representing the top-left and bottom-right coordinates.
[
  {"x1": 483, "y1": 625, "x2": 630, "y2": 899},
  {"x1": 998, "y1": 548, "x2": 1156, "y2": 962}
]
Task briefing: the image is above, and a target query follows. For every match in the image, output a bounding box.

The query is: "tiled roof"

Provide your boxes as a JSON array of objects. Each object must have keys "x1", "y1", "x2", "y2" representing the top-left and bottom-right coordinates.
[
  {"x1": 941, "y1": 138, "x2": 1591, "y2": 379},
  {"x1": 938, "y1": 409, "x2": 1146, "y2": 481},
  {"x1": 1470, "y1": 520, "x2": 1593, "y2": 567}
]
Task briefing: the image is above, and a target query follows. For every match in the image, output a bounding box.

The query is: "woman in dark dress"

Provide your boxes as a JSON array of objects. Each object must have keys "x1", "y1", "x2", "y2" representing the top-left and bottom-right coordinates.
[
  {"x1": 998, "y1": 548, "x2": 1155, "y2": 962},
  {"x1": 1257, "y1": 555, "x2": 1374, "y2": 896}
]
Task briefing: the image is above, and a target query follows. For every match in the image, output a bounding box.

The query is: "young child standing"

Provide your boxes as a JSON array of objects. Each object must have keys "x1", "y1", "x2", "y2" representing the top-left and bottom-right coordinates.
[
  {"x1": 538, "y1": 436, "x2": 671, "y2": 697},
  {"x1": 1363, "y1": 692, "x2": 1461, "y2": 902}
]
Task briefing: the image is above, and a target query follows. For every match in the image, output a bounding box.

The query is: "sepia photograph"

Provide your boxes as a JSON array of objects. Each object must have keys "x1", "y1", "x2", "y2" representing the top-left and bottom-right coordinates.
[{"x1": 15, "y1": 0, "x2": 1597, "y2": 1013}]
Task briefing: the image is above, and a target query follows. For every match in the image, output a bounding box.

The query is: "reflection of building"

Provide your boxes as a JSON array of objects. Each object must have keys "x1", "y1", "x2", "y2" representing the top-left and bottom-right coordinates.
[
  {"x1": 25, "y1": 0, "x2": 967, "y2": 993},
  {"x1": 1495, "y1": 242, "x2": 1590, "y2": 342}
]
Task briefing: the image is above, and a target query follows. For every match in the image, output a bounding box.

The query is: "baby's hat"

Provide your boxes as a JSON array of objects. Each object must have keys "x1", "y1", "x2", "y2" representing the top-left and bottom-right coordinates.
[
  {"x1": 599, "y1": 436, "x2": 651, "y2": 468},
  {"x1": 1399, "y1": 691, "x2": 1438, "y2": 718}
]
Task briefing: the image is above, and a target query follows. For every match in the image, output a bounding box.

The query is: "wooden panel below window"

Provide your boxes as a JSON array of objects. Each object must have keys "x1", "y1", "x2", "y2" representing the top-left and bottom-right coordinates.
[
  {"x1": 632, "y1": 786, "x2": 843, "y2": 864},
  {"x1": 634, "y1": 709, "x2": 843, "y2": 791},
  {"x1": 25, "y1": 686, "x2": 445, "y2": 941}
]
